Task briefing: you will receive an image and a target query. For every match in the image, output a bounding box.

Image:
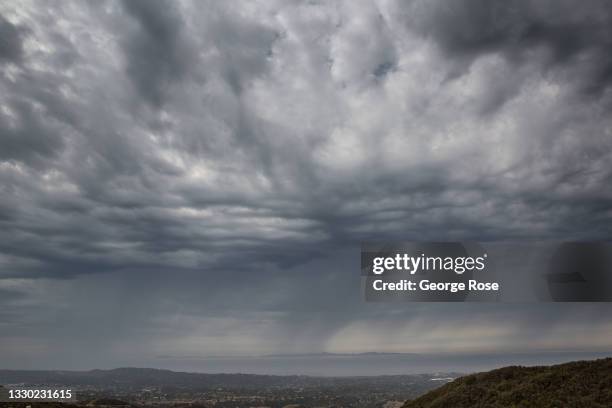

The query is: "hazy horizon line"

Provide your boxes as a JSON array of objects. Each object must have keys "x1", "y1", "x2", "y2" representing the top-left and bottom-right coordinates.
[{"x1": 3, "y1": 350, "x2": 612, "y2": 375}]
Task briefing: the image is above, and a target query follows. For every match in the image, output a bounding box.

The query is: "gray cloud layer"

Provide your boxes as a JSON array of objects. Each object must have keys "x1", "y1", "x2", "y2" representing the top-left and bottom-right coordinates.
[{"x1": 1, "y1": 0, "x2": 612, "y2": 370}]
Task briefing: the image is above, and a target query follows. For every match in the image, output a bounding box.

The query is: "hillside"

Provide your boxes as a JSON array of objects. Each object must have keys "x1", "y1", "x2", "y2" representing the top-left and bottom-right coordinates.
[{"x1": 403, "y1": 358, "x2": 612, "y2": 408}]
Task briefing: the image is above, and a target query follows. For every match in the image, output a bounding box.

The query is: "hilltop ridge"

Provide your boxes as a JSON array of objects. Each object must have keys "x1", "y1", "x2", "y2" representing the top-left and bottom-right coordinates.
[{"x1": 403, "y1": 358, "x2": 612, "y2": 408}]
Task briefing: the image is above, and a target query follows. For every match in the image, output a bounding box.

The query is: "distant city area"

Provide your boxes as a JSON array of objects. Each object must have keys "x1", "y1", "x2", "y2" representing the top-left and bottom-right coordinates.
[
  {"x1": 0, "y1": 368, "x2": 458, "y2": 408},
  {"x1": 3, "y1": 358, "x2": 612, "y2": 408}
]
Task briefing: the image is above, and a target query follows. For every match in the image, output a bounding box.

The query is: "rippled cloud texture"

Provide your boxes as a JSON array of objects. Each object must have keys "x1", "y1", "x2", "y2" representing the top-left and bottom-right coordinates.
[{"x1": 1, "y1": 0, "x2": 612, "y2": 370}]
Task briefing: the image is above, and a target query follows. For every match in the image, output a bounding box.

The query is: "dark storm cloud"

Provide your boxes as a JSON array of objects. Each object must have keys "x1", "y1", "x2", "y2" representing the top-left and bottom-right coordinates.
[
  {"x1": 0, "y1": 13, "x2": 24, "y2": 63},
  {"x1": 0, "y1": 98, "x2": 66, "y2": 166},
  {"x1": 121, "y1": 0, "x2": 193, "y2": 106},
  {"x1": 405, "y1": 0, "x2": 612, "y2": 97},
  {"x1": 1, "y1": 0, "x2": 612, "y2": 367}
]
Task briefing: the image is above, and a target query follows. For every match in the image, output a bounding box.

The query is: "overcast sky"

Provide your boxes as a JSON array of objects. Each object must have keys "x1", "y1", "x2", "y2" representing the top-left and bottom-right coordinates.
[{"x1": 1, "y1": 0, "x2": 612, "y2": 371}]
